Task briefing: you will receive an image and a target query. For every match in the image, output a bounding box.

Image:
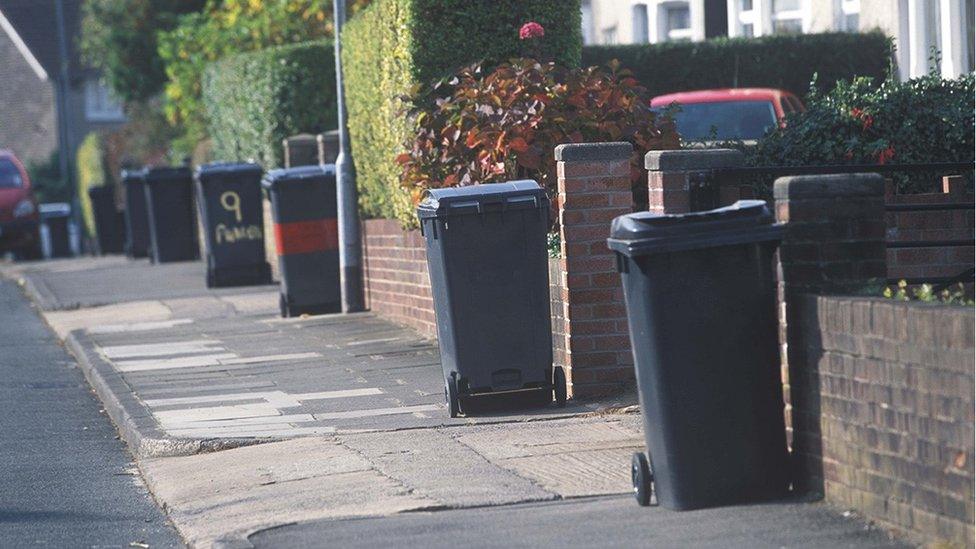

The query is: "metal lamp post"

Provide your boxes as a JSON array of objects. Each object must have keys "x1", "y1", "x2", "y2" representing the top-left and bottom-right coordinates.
[{"x1": 332, "y1": 0, "x2": 364, "y2": 312}]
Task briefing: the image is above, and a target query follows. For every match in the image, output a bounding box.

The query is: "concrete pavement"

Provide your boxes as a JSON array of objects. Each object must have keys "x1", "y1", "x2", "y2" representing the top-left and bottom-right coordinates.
[{"x1": 1, "y1": 257, "x2": 912, "y2": 548}]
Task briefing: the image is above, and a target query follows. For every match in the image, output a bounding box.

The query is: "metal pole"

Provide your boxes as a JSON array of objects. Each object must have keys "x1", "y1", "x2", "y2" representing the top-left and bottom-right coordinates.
[
  {"x1": 333, "y1": 0, "x2": 364, "y2": 312},
  {"x1": 54, "y1": 0, "x2": 79, "y2": 255}
]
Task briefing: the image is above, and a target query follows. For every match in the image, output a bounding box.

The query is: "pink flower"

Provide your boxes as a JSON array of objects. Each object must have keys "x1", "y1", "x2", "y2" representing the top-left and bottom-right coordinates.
[{"x1": 519, "y1": 21, "x2": 545, "y2": 40}]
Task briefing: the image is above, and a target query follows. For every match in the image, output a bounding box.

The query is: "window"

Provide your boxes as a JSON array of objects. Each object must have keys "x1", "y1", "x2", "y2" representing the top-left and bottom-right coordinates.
[
  {"x1": 736, "y1": 0, "x2": 758, "y2": 37},
  {"x1": 84, "y1": 78, "x2": 125, "y2": 122},
  {"x1": 772, "y1": 0, "x2": 805, "y2": 35},
  {"x1": 659, "y1": 2, "x2": 692, "y2": 42},
  {"x1": 602, "y1": 25, "x2": 618, "y2": 45},
  {"x1": 0, "y1": 159, "x2": 23, "y2": 188},
  {"x1": 839, "y1": 0, "x2": 860, "y2": 32},
  {"x1": 632, "y1": 4, "x2": 649, "y2": 43},
  {"x1": 581, "y1": 0, "x2": 594, "y2": 45},
  {"x1": 669, "y1": 101, "x2": 777, "y2": 141}
]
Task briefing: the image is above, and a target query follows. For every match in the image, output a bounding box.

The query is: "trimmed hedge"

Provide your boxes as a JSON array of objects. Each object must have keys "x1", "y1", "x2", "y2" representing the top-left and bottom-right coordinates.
[
  {"x1": 582, "y1": 31, "x2": 893, "y2": 98},
  {"x1": 203, "y1": 40, "x2": 337, "y2": 168},
  {"x1": 343, "y1": 0, "x2": 582, "y2": 222}
]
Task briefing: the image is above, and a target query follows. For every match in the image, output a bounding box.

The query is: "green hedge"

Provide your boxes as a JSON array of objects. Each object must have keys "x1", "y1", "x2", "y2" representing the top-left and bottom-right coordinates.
[
  {"x1": 582, "y1": 31, "x2": 893, "y2": 98},
  {"x1": 202, "y1": 40, "x2": 337, "y2": 168},
  {"x1": 343, "y1": 0, "x2": 582, "y2": 222}
]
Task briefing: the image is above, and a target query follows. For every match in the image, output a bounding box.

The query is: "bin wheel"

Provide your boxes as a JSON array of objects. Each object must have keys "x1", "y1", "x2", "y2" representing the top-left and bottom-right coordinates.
[
  {"x1": 445, "y1": 374, "x2": 460, "y2": 418},
  {"x1": 632, "y1": 452, "x2": 653, "y2": 507},
  {"x1": 553, "y1": 366, "x2": 567, "y2": 407}
]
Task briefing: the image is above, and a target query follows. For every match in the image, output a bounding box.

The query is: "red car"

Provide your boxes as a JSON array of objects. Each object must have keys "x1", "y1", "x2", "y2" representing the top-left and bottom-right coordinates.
[
  {"x1": 650, "y1": 88, "x2": 805, "y2": 143},
  {"x1": 0, "y1": 150, "x2": 41, "y2": 259}
]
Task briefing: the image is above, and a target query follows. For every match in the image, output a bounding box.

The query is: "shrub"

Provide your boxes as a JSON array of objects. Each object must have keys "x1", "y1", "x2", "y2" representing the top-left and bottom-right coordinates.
[
  {"x1": 80, "y1": 0, "x2": 205, "y2": 104},
  {"x1": 203, "y1": 41, "x2": 337, "y2": 169},
  {"x1": 76, "y1": 133, "x2": 108, "y2": 238},
  {"x1": 343, "y1": 0, "x2": 582, "y2": 222},
  {"x1": 157, "y1": 0, "x2": 334, "y2": 154},
  {"x1": 581, "y1": 32, "x2": 892, "y2": 98},
  {"x1": 26, "y1": 151, "x2": 68, "y2": 204},
  {"x1": 749, "y1": 72, "x2": 975, "y2": 191},
  {"x1": 398, "y1": 58, "x2": 679, "y2": 224}
]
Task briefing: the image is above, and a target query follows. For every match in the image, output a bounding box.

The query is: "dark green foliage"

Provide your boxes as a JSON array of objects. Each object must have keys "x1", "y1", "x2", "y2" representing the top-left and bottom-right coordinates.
[
  {"x1": 343, "y1": 0, "x2": 582, "y2": 221},
  {"x1": 202, "y1": 41, "x2": 337, "y2": 169},
  {"x1": 26, "y1": 151, "x2": 69, "y2": 203},
  {"x1": 81, "y1": 0, "x2": 205, "y2": 103},
  {"x1": 581, "y1": 32, "x2": 893, "y2": 98},
  {"x1": 750, "y1": 73, "x2": 974, "y2": 192}
]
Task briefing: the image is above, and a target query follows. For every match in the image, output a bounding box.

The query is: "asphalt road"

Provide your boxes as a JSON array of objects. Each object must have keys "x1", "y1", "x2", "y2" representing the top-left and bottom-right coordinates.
[
  {"x1": 251, "y1": 495, "x2": 910, "y2": 549},
  {"x1": 0, "y1": 280, "x2": 182, "y2": 548}
]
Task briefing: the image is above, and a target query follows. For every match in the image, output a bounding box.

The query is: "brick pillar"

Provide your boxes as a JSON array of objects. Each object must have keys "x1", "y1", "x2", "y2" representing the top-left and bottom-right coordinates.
[
  {"x1": 774, "y1": 173, "x2": 887, "y2": 494},
  {"x1": 282, "y1": 134, "x2": 318, "y2": 168},
  {"x1": 554, "y1": 142, "x2": 635, "y2": 399},
  {"x1": 645, "y1": 149, "x2": 745, "y2": 214},
  {"x1": 317, "y1": 130, "x2": 339, "y2": 165}
]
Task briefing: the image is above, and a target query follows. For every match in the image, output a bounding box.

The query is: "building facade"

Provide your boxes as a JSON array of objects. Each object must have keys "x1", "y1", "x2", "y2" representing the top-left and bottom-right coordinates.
[
  {"x1": 582, "y1": 0, "x2": 974, "y2": 79},
  {"x1": 0, "y1": 0, "x2": 125, "y2": 176}
]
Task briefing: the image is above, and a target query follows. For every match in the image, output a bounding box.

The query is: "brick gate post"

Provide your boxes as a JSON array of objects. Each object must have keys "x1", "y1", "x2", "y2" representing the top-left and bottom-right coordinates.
[
  {"x1": 553, "y1": 142, "x2": 635, "y2": 399},
  {"x1": 645, "y1": 149, "x2": 745, "y2": 214}
]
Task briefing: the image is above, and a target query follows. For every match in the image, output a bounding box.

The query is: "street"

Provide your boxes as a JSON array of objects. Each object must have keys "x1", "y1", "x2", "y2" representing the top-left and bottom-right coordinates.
[{"x1": 0, "y1": 279, "x2": 180, "y2": 547}]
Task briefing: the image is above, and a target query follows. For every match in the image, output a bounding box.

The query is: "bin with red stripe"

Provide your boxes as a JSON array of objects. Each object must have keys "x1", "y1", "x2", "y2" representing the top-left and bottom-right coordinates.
[{"x1": 262, "y1": 165, "x2": 340, "y2": 317}]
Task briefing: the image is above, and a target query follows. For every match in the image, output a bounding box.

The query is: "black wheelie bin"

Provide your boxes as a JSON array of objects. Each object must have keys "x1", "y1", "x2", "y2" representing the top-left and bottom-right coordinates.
[
  {"x1": 195, "y1": 162, "x2": 272, "y2": 287},
  {"x1": 417, "y1": 180, "x2": 566, "y2": 418},
  {"x1": 122, "y1": 169, "x2": 150, "y2": 258},
  {"x1": 88, "y1": 185, "x2": 125, "y2": 254},
  {"x1": 608, "y1": 200, "x2": 790, "y2": 511},
  {"x1": 143, "y1": 166, "x2": 199, "y2": 263},
  {"x1": 262, "y1": 165, "x2": 341, "y2": 317}
]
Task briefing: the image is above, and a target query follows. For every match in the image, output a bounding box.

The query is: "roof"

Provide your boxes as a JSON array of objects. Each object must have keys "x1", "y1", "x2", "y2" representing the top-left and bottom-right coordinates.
[
  {"x1": 650, "y1": 88, "x2": 792, "y2": 107},
  {"x1": 0, "y1": 0, "x2": 82, "y2": 80}
]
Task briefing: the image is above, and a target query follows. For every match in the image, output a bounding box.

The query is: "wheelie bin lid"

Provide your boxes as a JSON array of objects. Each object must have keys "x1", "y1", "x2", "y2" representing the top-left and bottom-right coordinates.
[
  {"x1": 262, "y1": 164, "x2": 335, "y2": 191},
  {"x1": 144, "y1": 165, "x2": 192, "y2": 184},
  {"x1": 416, "y1": 180, "x2": 547, "y2": 220},
  {"x1": 607, "y1": 200, "x2": 783, "y2": 257},
  {"x1": 195, "y1": 162, "x2": 263, "y2": 181},
  {"x1": 39, "y1": 202, "x2": 71, "y2": 219}
]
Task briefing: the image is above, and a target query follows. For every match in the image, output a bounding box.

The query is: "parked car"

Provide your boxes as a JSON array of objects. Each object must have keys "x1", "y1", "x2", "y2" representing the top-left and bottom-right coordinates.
[
  {"x1": 0, "y1": 150, "x2": 41, "y2": 259},
  {"x1": 650, "y1": 88, "x2": 805, "y2": 144}
]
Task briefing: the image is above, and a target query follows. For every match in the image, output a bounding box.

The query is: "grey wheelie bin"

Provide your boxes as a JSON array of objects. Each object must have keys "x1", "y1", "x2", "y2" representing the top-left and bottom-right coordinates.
[
  {"x1": 195, "y1": 162, "x2": 272, "y2": 288},
  {"x1": 144, "y1": 166, "x2": 199, "y2": 263},
  {"x1": 122, "y1": 169, "x2": 150, "y2": 258},
  {"x1": 262, "y1": 165, "x2": 340, "y2": 317},
  {"x1": 417, "y1": 180, "x2": 566, "y2": 418},
  {"x1": 607, "y1": 200, "x2": 790, "y2": 511},
  {"x1": 88, "y1": 185, "x2": 124, "y2": 254}
]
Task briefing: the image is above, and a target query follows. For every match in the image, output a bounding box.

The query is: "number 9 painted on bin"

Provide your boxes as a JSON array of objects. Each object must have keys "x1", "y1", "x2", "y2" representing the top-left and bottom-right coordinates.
[{"x1": 220, "y1": 191, "x2": 242, "y2": 222}]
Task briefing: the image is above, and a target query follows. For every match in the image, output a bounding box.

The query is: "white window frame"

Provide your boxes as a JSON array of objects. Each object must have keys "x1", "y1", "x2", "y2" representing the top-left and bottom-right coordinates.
[
  {"x1": 732, "y1": 0, "x2": 759, "y2": 37},
  {"x1": 658, "y1": 1, "x2": 693, "y2": 42},
  {"x1": 770, "y1": 0, "x2": 807, "y2": 34},
  {"x1": 602, "y1": 25, "x2": 619, "y2": 45},
  {"x1": 632, "y1": 3, "x2": 650, "y2": 43},
  {"x1": 835, "y1": 0, "x2": 860, "y2": 32},
  {"x1": 84, "y1": 78, "x2": 125, "y2": 122}
]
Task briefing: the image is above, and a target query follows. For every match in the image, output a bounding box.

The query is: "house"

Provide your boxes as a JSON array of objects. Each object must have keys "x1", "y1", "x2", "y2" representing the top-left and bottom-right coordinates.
[
  {"x1": 0, "y1": 0, "x2": 125, "y2": 180},
  {"x1": 581, "y1": 0, "x2": 974, "y2": 80}
]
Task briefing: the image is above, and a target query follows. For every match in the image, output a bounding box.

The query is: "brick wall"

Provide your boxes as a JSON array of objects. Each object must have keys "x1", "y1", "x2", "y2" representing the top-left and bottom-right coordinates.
[
  {"x1": 792, "y1": 294, "x2": 975, "y2": 545},
  {"x1": 885, "y1": 176, "x2": 975, "y2": 282},
  {"x1": 361, "y1": 219, "x2": 436, "y2": 338}
]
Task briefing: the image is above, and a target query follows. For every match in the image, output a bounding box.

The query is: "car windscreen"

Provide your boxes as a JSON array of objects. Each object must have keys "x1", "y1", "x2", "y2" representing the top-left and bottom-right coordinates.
[
  {"x1": 0, "y1": 159, "x2": 24, "y2": 188},
  {"x1": 670, "y1": 100, "x2": 777, "y2": 141}
]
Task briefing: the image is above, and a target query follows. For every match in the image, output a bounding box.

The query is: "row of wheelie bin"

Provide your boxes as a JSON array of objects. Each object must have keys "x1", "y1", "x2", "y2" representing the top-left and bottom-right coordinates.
[
  {"x1": 415, "y1": 179, "x2": 789, "y2": 512},
  {"x1": 90, "y1": 163, "x2": 342, "y2": 318}
]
